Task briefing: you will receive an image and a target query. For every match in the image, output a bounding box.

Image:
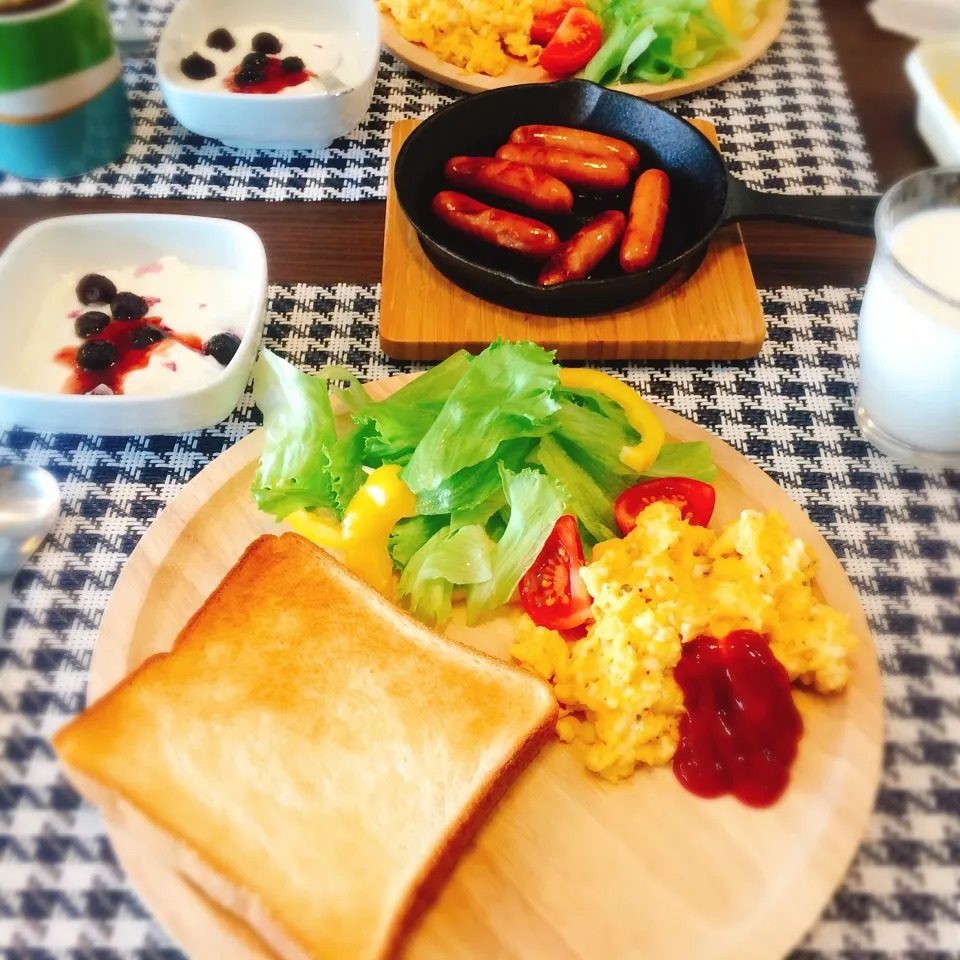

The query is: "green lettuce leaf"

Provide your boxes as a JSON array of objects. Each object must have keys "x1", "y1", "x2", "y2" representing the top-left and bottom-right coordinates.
[
  {"x1": 619, "y1": 24, "x2": 659, "y2": 81},
  {"x1": 361, "y1": 350, "x2": 473, "y2": 465},
  {"x1": 580, "y1": 16, "x2": 645, "y2": 84},
  {"x1": 643, "y1": 441, "x2": 718, "y2": 484},
  {"x1": 485, "y1": 507, "x2": 510, "y2": 545},
  {"x1": 325, "y1": 422, "x2": 376, "y2": 516},
  {"x1": 415, "y1": 438, "x2": 537, "y2": 516},
  {"x1": 466, "y1": 466, "x2": 566, "y2": 623},
  {"x1": 552, "y1": 390, "x2": 717, "y2": 489},
  {"x1": 557, "y1": 385, "x2": 638, "y2": 435},
  {"x1": 399, "y1": 524, "x2": 494, "y2": 624},
  {"x1": 403, "y1": 341, "x2": 561, "y2": 495},
  {"x1": 450, "y1": 489, "x2": 507, "y2": 532},
  {"x1": 549, "y1": 396, "x2": 640, "y2": 491},
  {"x1": 534, "y1": 435, "x2": 620, "y2": 545},
  {"x1": 389, "y1": 515, "x2": 449, "y2": 569},
  {"x1": 251, "y1": 350, "x2": 338, "y2": 519},
  {"x1": 317, "y1": 365, "x2": 369, "y2": 417}
]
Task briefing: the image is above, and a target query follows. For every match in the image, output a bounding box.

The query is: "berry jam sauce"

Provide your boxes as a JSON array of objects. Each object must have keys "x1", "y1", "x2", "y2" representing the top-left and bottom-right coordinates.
[
  {"x1": 55, "y1": 318, "x2": 204, "y2": 396},
  {"x1": 227, "y1": 55, "x2": 313, "y2": 94},
  {"x1": 673, "y1": 630, "x2": 803, "y2": 808}
]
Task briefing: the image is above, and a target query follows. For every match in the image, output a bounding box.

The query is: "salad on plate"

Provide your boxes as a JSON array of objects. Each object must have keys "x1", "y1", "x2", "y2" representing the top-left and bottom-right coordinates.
[{"x1": 252, "y1": 339, "x2": 714, "y2": 626}]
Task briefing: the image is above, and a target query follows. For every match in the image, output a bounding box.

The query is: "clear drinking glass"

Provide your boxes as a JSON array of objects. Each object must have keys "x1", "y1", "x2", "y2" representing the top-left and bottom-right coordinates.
[{"x1": 856, "y1": 168, "x2": 960, "y2": 469}]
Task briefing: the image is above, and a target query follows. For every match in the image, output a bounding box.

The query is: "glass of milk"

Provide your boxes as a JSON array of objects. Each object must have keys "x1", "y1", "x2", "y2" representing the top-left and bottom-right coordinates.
[{"x1": 856, "y1": 168, "x2": 960, "y2": 468}]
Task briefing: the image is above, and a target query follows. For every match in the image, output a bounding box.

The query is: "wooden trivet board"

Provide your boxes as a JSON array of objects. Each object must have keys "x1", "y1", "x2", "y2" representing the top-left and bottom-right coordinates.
[{"x1": 380, "y1": 119, "x2": 766, "y2": 362}]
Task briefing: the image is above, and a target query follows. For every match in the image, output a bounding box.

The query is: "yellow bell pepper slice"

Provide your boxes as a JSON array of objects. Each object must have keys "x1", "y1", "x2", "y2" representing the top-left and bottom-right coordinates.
[
  {"x1": 285, "y1": 509, "x2": 344, "y2": 550},
  {"x1": 285, "y1": 464, "x2": 416, "y2": 599},
  {"x1": 710, "y1": 0, "x2": 738, "y2": 33},
  {"x1": 559, "y1": 368, "x2": 665, "y2": 474},
  {"x1": 672, "y1": 33, "x2": 698, "y2": 58}
]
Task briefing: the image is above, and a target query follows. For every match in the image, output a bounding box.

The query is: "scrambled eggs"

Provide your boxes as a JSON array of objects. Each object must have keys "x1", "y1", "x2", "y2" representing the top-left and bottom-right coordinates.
[
  {"x1": 378, "y1": 0, "x2": 541, "y2": 77},
  {"x1": 511, "y1": 502, "x2": 859, "y2": 782}
]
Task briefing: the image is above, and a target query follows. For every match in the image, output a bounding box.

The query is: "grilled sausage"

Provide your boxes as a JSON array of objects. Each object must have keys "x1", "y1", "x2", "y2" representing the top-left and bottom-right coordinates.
[
  {"x1": 432, "y1": 191, "x2": 560, "y2": 261},
  {"x1": 620, "y1": 169, "x2": 671, "y2": 272},
  {"x1": 509, "y1": 125, "x2": 641, "y2": 171},
  {"x1": 444, "y1": 156, "x2": 574, "y2": 214},
  {"x1": 538, "y1": 210, "x2": 627, "y2": 286},
  {"x1": 495, "y1": 144, "x2": 632, "y2": 192}
]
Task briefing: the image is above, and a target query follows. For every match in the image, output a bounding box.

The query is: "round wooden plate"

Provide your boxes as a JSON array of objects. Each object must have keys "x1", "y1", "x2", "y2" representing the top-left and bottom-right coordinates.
[
  {"x1": 380, "y1": 0, "x2": 790, "y2": 100},
  {"x1": 90, "y1": 374, "x2": 884, "y2": 960}
]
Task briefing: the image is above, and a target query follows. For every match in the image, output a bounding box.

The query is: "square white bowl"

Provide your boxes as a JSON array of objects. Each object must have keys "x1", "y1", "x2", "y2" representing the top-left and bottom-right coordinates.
[
  {"x1": 156, "y1": 0, "x2": 380, "y2": 150},
  {"x1": 0, "y1": 214, "x2": 267, "y2": 437},
  {"x1": 906, "y1": 41, "x2": 960, "y2": 167}
]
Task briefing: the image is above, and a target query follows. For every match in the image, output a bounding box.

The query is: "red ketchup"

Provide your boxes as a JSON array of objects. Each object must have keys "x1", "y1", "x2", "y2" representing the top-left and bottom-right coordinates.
[
  {"x1": 673, "y1": 630, "x2": 803, "y2": 808},
  {"x1": 227, "y1": 57, "x2": 313, "y2": 95},
  {"x1": 56, "y1": 318, "x2": 204, "y2": 396}
]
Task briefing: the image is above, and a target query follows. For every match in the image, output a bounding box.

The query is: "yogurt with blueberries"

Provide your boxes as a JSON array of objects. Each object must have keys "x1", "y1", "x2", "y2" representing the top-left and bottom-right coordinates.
[
  {"x1": 21, "y1": 256, "x2": 245, "y2": 397},
  {"x1": 179, "y1": 26, "x2": 360, "y2": 96}
]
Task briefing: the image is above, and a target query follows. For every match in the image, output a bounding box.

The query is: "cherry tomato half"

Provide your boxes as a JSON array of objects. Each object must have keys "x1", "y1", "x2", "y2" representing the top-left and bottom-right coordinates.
[
  {"x1": 538, "y1": 7, "x2": 603, "y2": 77},
  {"x1": 519, "y1": 515, "x2": 593, "y2": 633},
  {"x1": 530, "y1": 0, "x2": 585, "y2": 46},
  {"x1": 615, "y1": 477, "x2": 717, "y2": 534}
]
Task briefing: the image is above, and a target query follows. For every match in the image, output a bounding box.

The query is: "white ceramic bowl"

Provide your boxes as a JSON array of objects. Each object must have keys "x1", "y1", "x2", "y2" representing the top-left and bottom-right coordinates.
[
  {"x1": 156, "y1": 0, "x2": 380, "y2": 150},
  {"x1": 0, "y1": 214, "x2": 267, "y2": 437},
  {"x1": 906, "y1": 41, "x2": 960, "y2": 167}
]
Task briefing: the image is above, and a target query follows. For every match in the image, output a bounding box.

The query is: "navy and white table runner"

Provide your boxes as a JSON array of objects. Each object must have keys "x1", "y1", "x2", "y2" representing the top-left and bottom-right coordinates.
[
  {"x1": 1, "y1": 285, "x2": 958, "y2": 957},
  {"x1": 0, "y1": 0, "x2": 875, "y2": 201}
]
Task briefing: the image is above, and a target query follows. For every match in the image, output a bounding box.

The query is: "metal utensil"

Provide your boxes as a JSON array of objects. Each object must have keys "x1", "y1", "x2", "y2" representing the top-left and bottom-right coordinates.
[
  {"x1": 316, "y1": 71, "x2": 350, "y2": 96},
  {"x1": 0, "y1": 466, "x2": 60, "y2": 626}
]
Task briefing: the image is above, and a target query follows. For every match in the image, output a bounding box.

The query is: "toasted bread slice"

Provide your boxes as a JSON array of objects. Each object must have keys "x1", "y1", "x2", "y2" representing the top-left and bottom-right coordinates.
[{"x1": 54, "y1": 533, "x2": 557, "y2": 960}]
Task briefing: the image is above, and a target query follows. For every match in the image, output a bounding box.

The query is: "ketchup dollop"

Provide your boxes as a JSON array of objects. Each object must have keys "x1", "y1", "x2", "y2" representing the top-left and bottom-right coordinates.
[{"x1": 673, "y1": 630, "x2": 803, "y2": 808}]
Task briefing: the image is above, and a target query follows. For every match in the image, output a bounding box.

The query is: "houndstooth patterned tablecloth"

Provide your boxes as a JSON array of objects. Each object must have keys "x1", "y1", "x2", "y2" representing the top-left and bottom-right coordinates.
[
  {"x1": 0, "y1": 0, "x2": 876, "y2": 200},
  {"x1": 0, "y1": 285, "x2": 958, "y2": 958}
]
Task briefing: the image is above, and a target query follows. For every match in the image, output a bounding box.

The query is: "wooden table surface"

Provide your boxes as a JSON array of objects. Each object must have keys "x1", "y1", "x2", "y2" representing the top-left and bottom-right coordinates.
[{"x1": 0, "y1": 0, "x2": 931, "y2": 291}]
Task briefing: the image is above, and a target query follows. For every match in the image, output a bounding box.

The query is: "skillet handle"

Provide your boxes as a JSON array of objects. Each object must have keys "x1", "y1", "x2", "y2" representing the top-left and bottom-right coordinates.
[{"x1": 722, "y1": 174, "x2": 880, "y2": 237}]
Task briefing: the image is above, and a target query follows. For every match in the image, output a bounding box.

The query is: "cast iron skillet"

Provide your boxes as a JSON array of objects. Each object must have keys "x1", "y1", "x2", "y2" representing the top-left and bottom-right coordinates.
[{"x1": 395, "y1": 79, "x2": 879, "y2": 317}]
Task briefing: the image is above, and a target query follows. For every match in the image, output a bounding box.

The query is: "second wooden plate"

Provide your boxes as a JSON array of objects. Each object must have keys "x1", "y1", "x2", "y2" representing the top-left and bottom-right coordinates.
[{"x1": 381, "y1": 0, "x2": 789, "y2": 99}]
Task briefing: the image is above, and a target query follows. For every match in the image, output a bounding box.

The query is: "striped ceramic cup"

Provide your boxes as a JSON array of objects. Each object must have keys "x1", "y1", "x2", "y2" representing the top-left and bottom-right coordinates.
[{"x1": 0, "y1": 0, "x2": 133, "y2": 179}]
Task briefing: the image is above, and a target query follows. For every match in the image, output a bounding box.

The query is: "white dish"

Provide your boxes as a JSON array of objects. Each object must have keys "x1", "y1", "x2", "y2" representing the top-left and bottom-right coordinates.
[
  {"x1": 0, "y1": 214, "x2": 267, "y2": 437},
  {"x1": 870, "y1": 0, "x2": 960, "y2": 41},
  {"x1": 906, "y1": 40, "x2": 960, "y2": 166},
  {"x1": 156, "y1": 0, "x2": 380, "y2": 150}
]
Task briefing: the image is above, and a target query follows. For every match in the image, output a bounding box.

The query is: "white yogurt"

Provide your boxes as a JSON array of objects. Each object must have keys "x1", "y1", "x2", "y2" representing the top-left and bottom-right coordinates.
[
  {"x1": 20, "y1": 256, "x2": 244, "y2": 397},
  {"x1": 184, "y1": 26, "x2": 365, "y2": 95},
  {"x1": 857, "y1": 207, "x2": 960, "y2": 459}
]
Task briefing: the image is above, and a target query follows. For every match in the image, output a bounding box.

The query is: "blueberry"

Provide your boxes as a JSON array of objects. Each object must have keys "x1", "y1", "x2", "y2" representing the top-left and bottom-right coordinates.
[
  {"x1": 252, "y1": 32, "x2": 282, "y2": 55},
  {"x1": 76, "y1": 340, "x2": 116, "y2": 372},
  {"x1": 241, "y1": 52, "x2": 268, "y2": 69},
  {"x1": 234, "y1": 66, "x2": 265, "y2": 88},
  {"x1": 206, "y1": 28, "x2": 235, "y2": 52},
  {"x1": 111, "y1": 292, "x2": 148, "y2": 321},
  {"x1": 74, "y1": 311, "x2": 110, "y2": 339},
  {"x1": 204, "y1": 332, "x2": 241, "y2": 366},
  {"x1": 280, "y1": 56, "x2": 305, "y2": 74},
  {"x1": 180, "y1": 52, "x2": 217, "y2": 81},
  {"x1": 76, "y1": 274, "x2": 117, "y2": 305},
  {"x1": 130, "y1": 325, "x2": 168, "y2": 350}
]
